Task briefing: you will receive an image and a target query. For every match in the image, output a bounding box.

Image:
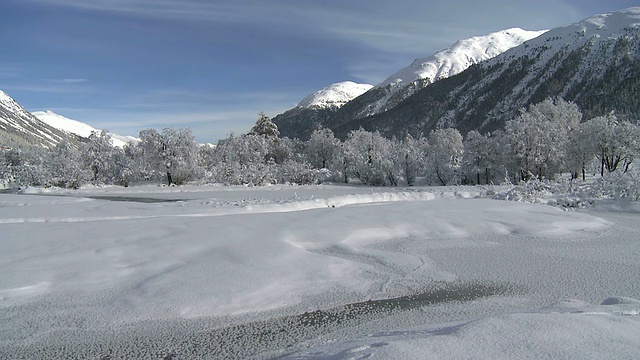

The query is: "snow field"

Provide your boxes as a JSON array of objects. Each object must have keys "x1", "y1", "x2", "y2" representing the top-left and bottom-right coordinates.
[{"x1": 0, "y1": 184, "x2": 638, "y2": 358}]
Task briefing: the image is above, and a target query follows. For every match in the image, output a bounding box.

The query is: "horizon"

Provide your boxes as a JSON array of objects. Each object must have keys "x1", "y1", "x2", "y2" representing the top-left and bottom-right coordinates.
[{"x1": 1, "y1": 1, "x2": 637, "y2": 143}]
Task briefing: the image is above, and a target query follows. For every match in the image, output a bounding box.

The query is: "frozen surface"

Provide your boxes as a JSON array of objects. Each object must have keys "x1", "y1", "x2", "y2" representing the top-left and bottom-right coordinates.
[{"x1": 1, "y1": 184, "x2": 639, "y2": 358}]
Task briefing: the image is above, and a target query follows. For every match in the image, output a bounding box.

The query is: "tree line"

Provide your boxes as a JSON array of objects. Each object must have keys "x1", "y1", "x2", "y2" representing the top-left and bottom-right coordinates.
[{"x1": 1, "y1": 99, "x2": 639, "y2": 189}]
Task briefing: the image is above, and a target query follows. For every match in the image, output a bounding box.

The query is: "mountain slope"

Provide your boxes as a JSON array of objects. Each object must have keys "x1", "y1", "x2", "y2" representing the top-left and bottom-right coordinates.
[
  {"x1": 367, "y1": 28, "x2": 546, "y2": 115},
  {"x1": 329, "y1": 7, "x2": 640, "y2": 139},
  {"x1": 0, "y1": 90, "x2": 77, "y2": 148},
  {"x1": 32, "y1": 110, "x2": 138, "y2": 147},
  {"x1": 274, "y1": 28, "x2": 544, "y2": 139}
]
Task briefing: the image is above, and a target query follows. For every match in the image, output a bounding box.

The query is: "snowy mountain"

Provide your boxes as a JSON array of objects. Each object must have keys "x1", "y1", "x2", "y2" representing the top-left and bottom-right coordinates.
[
  {"x1": 378, "y1": 28, "x2": 547, "y2": 89},
  {"x1": 297, "y1": 81, "x2": 373, "y2": 109},
  {"x1": 0, "y1": 90, "x2": 75, "y2": 148},
  {"x1": 274, "y1": 28, "x2": 545, "y2": 139},
  {"x1": 32, "y1": 110, "x2": 138, "y2": 147},
  {"x1": 366, "y1": 28, "x2": 546, "y2": 114},
  {"x1": 316, "y1": 7, "x2": 640, "y2": 139}
]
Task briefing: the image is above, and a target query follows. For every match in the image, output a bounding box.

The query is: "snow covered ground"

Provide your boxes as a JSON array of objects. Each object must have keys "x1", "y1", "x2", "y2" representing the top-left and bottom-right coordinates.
[{"x1": 1, "y1": 184, "x2": 639, "y2": 359}]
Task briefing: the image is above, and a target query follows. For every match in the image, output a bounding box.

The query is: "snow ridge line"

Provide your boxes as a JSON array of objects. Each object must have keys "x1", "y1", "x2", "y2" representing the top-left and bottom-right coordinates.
[{"x1": 0, "y1": 191, "x2": 442, "y2": 224}]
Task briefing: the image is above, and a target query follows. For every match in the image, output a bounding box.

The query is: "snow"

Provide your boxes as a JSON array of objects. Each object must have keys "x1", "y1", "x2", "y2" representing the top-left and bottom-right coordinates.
[
  {"x1": 485, "y1": 7, "x2": 640, "y2": 80},
  {"x1": 376, "y1": 28, "x2": 547, "y2": 90},
  {"x1": 1, "y1": 184, "x2": 639, "y2": 358},
  {"x1": 297, "y1": 81, "x2": 373, "y2": 109},
  {"x1": 32, "y1": 110, "x2": 139, "y2": 147},
  {"x1": 0, "y1": 90, "x2": 66, "y2": 147},
  {"x1": 289, "y1": 298, "x2": 640, "y2": 360}
]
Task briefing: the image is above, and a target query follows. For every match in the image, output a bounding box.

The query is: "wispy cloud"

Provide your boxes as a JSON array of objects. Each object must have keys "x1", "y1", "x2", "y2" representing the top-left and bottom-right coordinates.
[
  {"x1": 0, "y1": 66, "x2": 21, "y2": 78},
  {"x1": 46, "y1": 78, "x2": 89, "y2": 84},
  {"x1": 25, "y1": 0, "x2": 586, "y2": 63},
  {"x1": 3, "y1": 83, "x2": 92, "y2": 94}
]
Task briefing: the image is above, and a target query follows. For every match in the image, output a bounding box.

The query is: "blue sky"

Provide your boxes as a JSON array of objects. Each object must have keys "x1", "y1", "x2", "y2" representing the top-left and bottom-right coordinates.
[{"x1": 1, "y1": 0, "x2": 637, "y2": 142}]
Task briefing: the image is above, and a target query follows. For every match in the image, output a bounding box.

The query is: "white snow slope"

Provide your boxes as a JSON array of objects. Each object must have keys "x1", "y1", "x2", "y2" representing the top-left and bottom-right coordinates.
[
  {"x1": 1, "y1": 184, "x2": 639, "y2": 358},
  {"x1": 32, "y1": 110, "x2": 139, "y2": 147},
  {"x1": 297, "y1": 81, "x2": 373, "y2": 109},
  {"x1": 0, "y1": 90, "x2": 67, "y2": 147},
  {"x1": 376, "y1": 28, "x2": 547, "y2": 90}
]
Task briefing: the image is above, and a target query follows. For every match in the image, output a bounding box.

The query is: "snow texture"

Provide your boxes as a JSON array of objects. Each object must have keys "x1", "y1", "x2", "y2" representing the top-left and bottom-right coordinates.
[
  {"x1": 297, "y1": 81, "x2": 373, "y2": 109},
  {"x1": 1, "y1": 184, "x2": 639, "y2": 358}
]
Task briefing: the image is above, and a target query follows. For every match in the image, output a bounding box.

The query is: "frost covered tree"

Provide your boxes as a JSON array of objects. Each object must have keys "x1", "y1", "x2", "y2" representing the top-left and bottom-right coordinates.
[
  {"x1": 400, "y1": 134, "x2": 428, "y2": 186},
  {"x1": 81, "y1": 130, "x2": 114, "y2": 185},
  {"x1": 305, "y1": 127, "x2": 340, "y2": 170},
  {"x1": 343, "y1": 129, "x2": 398, "y2": 186},
  {"x1": 139, "y1": 128, "x2": 200, "y2": 185},
  {"x1": 505, "y1": 98, "x2": 581, "y2": 181},
  {"x1": 566, "y1": 123, "x2": 597, "y2": 180},
  {"x1": 249, "y1": 112, "x2": 280, "y2": 139},
  {"x1": 209, "y1": 133, "x2": 276, "y2": 185},
  {"x1": 462, "y1": 130, "x2": 492, "y2": 185},
  {"x1": 0, "y1": 145, "x2": 51, "y2": 188},
  {"x1": 110, "y1": 145, "x2": 136, "y2": 187},
  {"x1": 427, "y1": 128, "x2": 463, "y2": 185},
  {"x1": 48, "y1": 140, "x2": 86, "y2": 188},
  {"x1": 580, "y1": 113, "x2": 640, "y2": 176}
]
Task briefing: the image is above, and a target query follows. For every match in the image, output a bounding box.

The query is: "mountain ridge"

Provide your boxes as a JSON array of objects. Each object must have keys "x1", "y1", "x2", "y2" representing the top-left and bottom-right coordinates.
[
  {"x1": 274, "y1": 27, "x2": 546, "y2": 139},
  {"x1": 278, "y1": 7, "x2": 640, "y2": 140}
]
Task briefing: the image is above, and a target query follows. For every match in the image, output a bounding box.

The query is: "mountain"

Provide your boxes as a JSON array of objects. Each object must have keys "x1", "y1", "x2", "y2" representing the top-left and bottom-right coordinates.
[
  {"x1": 324, "y1": 7, "x2": 640, "y2": 139},
  {"x1": 297, "y1": 81, "x2": 373, "y2": 109},
  {"x1": 274, "y1": 28, "x2": 545, "y2": 139},
  {"x1": 0, "y1": 90, "x2": 77, "y2": 148},
  {"x1": 369, "y1": 28, "x2": 547, "y2": 114},
  {"x1": 273, "y1": 81, "x2": 372, "y2": 139},
  {"x1": 338, "y1": 7, "x2": 640, "y2": 138},
  {"x1": 32, "y1": 110, "x2": 139, "y2": 147}
]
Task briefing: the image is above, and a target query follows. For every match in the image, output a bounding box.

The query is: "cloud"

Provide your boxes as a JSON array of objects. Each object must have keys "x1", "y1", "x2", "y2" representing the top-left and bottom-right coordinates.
[
  {"x1": 0, "y1": 66, "x2": 21, "y2": 78},
  {"x1": 46, "y1": 78, "x2": 89, "y2": 84},
  {"x1": 3, "y1": 82, "x2": 92, "y2": 94}
]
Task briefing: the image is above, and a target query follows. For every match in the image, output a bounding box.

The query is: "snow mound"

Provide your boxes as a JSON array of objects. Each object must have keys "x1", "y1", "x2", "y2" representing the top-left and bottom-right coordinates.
[{"x1": 297, "y1": 81, "x2": 373, "y2": 109}]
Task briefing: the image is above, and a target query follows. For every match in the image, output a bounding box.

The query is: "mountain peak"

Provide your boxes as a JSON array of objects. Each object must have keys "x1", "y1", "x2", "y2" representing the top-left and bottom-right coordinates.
[
  {"x1": 297, "y1": 81, "x2": 373, "y2": 109},
  {"x1": 376, "y1": 28, "x2": 547, "y2": 90}
]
